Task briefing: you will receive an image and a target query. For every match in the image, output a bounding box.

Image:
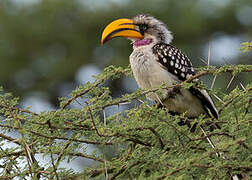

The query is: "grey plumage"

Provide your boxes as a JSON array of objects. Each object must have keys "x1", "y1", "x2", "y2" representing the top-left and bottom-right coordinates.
[{"x1": 133, "y1": 14, "x2": 173, "y2": 44}]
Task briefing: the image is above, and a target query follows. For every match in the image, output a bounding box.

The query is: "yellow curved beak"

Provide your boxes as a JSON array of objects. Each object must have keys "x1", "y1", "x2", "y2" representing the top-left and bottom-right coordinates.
[{"x1": 101, "y1": 18, "x2": 143, "y2": 45}]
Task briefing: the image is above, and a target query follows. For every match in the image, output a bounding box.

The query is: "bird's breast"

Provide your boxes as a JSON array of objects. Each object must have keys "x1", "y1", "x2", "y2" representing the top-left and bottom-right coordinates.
[{"x1": 129, "y1": 48, "x2": 175, "y2": 101}]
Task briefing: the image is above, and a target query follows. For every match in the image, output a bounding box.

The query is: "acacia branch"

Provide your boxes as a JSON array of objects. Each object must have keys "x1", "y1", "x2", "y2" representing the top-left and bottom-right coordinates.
[
  {"x1": 29, "y1": 130, "x2": 114, "y2": 145},
  {"x1": 0, "y1": 149, "x2": 105, "y2": 163},
  {"x1": 109, "y1": 161, "x2": 145, "y2": 180},
  {"x1": 61, "y1": 65, "x2": 252, "y2": 109},
  {"x1": 0, "y1": 104, "x2": 39, "y2": 116},
  {"x1": 190, "y1": 132, "x2": 235, "y2": 141},
  {"x1": 219, "y1": 87, "x2": 251, "y2": 114},
  {"x1": 0, "y1": 133, "x2": 21, "y2": 146},
  {"x1": 62, "y1": 77, "x2": 107, "y2": 109}
]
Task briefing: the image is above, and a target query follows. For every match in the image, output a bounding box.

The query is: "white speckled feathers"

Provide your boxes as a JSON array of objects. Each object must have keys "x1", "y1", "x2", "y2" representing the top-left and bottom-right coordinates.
[{"x1": 153, "y1": 43, "x2": 195, "y2": 81}]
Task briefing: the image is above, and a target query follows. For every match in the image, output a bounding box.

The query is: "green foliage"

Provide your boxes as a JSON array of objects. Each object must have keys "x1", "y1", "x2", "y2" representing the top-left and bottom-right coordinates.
[
  {"x1": 240, "y1": 42, "x2": 252, "y2": 53},
  {"x1": 0, "y1": 65, "x2": 251, "y2": 179}
]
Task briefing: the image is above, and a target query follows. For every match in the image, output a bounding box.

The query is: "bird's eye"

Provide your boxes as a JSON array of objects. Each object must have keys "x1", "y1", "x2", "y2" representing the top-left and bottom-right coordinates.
[{"x1": 139, "y1": 24, "x2": 149, "y2": 35}]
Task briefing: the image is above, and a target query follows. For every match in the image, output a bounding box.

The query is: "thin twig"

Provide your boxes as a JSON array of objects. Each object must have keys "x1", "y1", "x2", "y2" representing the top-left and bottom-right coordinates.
[
  {"x1": 239, "y1": 82, "x2": 246, "y2": 91},
  {"x1": 199, "y1": 57, "x2": 207, "y2": 65},
  {"x1": 55, "y1": 141, "x2": 71, "y2": 169},
  {"x1": 207, "y1": 44, "x2": 211, "y2": 66},
  {"x1": 0, "y1": 104, "x2": 39, "y2": 116},
  {"x1": 105, "y1": 160, "x2": 108, "y2": 180},
  {"x1": 226, "y1": 75, "x2": 235, "y2": 90},
  {"x1": 212, "y1": 93, "x2": 225, "y2": 104},
  {"x1": 219, "y1": 87, "x2": 251, "y2": 114},
  {"x1": 211, "y1": 75, "x2": 217, "y2": 89},
  {"x1": 62, "y1": 77, "x2": 107, "y2": 109},
  {"x1": 0, "y1": 133, "x2": 21, "y2": 146},
  {"x1": 199, "y1": 126, "x2": 220, "y2": 157},
  {"x1": 103, "y1": 108, "x2": 107, "y2": 126},
  {"x1": 29, "y1": 130, "x2": 114, "y2": 145},
  {"x1": 109, "y1": 161, "x2": 145, "y2": 180},
  {"x1": 50, "y1": 153, "x2": 59, "y2": 180},
  {"x1": 86, "y1": 103, "x2": 102, "y2": 137},
  {"x1": 147, "y1": 127, "x2": 165, "y2": 149}
]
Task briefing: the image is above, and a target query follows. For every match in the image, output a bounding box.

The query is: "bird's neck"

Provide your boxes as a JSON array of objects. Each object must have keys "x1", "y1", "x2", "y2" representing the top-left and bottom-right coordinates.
[{"x1": 133, "y1": 38, "x2": 153, "y2": 48}]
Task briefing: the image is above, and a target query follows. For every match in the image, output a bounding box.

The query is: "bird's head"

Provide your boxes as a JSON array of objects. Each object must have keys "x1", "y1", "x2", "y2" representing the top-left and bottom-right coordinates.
[{"x1": 101, "y1": 14, "x2": 173, "y2": 47}]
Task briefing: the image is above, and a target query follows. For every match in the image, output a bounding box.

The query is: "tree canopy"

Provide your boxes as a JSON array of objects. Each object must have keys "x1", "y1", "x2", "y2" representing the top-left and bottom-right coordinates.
[{"x1": 0, "y1": 64, "x2": 251, "y2": 179}]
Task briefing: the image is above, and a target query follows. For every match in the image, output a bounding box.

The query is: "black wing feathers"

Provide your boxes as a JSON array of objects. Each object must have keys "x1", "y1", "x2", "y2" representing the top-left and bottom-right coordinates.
[
  {"x1": 152, "y1": 43, "x2": 195, "y2": 81},
  {"x1": 152, "y1": 43, "x2": 218, "y2": 119},
  {"x1": 189, "y1": 87, "x2": 218, "y2": 119}
]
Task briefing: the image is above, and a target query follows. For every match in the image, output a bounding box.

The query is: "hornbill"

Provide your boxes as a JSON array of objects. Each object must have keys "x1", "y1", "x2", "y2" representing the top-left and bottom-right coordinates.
[
  {"x1": 101, "y1": 14, "x2": 218, "y2": 120},
  {"x1": 101, "y1": 14, "x2": 241, "y2": 180}
]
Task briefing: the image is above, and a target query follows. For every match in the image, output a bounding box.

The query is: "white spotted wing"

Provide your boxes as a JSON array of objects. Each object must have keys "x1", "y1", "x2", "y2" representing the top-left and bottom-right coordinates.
[
  {"x1": 152, "y1": 43, "x2": 195, "y2": 81},
  {"x1": 152, "y1": 43, "x2": 219, "y2": 119}
]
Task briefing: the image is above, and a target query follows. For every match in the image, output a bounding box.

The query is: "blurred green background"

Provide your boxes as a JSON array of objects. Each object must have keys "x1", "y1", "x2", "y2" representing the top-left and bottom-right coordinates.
[{"x1": 0, "y1": 0, "x2": 251, "y2": 111}]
